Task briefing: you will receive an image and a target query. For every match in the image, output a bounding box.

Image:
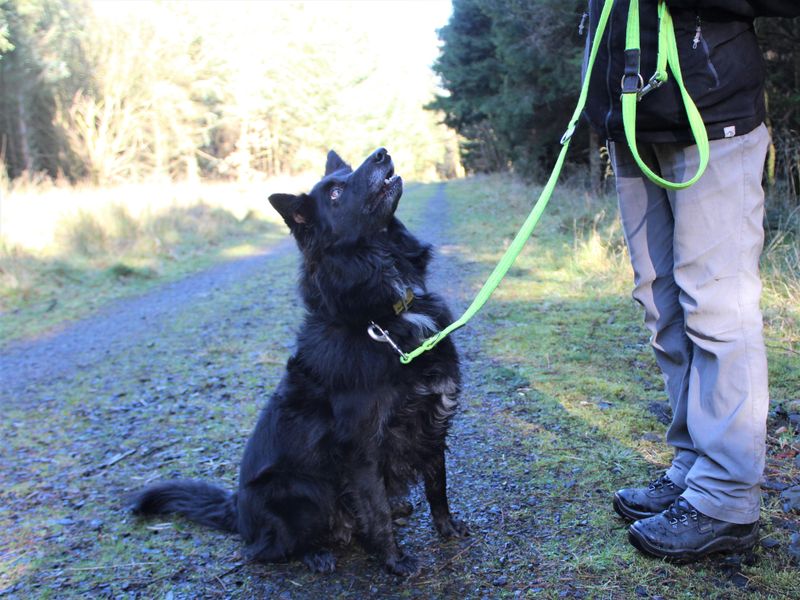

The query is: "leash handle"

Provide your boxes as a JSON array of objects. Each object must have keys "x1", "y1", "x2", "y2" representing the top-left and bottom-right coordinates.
[
  {"x1": 621, "y1": 0, "x2": 710, "y2": 190},
  {"x1": 399, "y1": 0, "x2": 616, "y2": 365}
]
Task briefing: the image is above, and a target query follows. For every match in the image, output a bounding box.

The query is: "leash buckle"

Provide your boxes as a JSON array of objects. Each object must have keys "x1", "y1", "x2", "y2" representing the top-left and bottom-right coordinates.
[
  {"x1": 621, "y1": 72, "x2": 644, "y2": 96},
  {"x1": 368, "y1": 321, "x2": 409, "y2": 361},
  {"x1": 621, "y1": 49, "x2": 643, "y2": 96},
  {"x1": 638, "y1": 74, "x2": 665, "y2": 100}
]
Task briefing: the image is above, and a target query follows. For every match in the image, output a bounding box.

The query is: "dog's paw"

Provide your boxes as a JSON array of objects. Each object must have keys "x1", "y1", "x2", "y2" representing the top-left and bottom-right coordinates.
[
  {"x1": 302, "y1": 550, "x2": 336, "y2": 574},
  {"x1": 384, "y1": 552, "x2": 420, "y2": 577},
  {"x1": 389, "y1": 498, "x2": 414, "y2": 519},
  {"x1": 434, "y1": 516, "x2": 469, "y2": 539}
]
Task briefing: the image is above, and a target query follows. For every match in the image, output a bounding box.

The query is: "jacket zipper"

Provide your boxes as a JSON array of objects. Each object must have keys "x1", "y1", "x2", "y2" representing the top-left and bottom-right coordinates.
[{"x1": 693, "y1": 13, "x2": 720, "y2": 89}]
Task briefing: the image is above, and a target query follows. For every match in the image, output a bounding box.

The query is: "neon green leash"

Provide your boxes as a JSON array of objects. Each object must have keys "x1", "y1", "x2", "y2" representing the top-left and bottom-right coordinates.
[
  {"x1": 621, "y1": 0, "x2": 709, "y2": 189},
  {"x1": 399, "y1": 0, "x2": 708, "y2": 365}
]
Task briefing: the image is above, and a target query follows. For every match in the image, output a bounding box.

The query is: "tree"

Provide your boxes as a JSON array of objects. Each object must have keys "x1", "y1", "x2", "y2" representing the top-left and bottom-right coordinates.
[
  {"x1": 0, "y1": 0, "x2": 92, "y2": 180},
  {"x1": 429, "y1": 0, "x2": 589, "y2": 179},
  {"x1": 757, "y1": 16, "x2": 800, "y2": 202}
]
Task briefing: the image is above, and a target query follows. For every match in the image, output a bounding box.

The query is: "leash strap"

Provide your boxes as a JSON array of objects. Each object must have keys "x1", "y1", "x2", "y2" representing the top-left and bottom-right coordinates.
[
  {"x1": 399, "y1": 0, "x2": 615, "y2": 364},
  {"x1": 400, "y1": 0, "x2": 707, "y2": 364},
  {"x1": 621, "y1": 0, "x2": 709, "y2": 189}
]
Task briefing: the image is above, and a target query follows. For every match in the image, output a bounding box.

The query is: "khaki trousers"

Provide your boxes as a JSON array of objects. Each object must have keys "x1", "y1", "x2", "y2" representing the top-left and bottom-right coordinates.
[{"x1": 610, "y1": 123, "x2": 770, "y2": 524}]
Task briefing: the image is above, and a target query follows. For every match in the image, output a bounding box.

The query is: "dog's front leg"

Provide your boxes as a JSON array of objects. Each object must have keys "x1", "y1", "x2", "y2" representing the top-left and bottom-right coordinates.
[
  {"x1": 424, "y1": 448, "x2": 469, "y2": 539},
  {"x1": 348, "y1": 458, "x2": 420, "y2": 576},
  {"x1": 333, "y1": 390, "x2": 419, "y2": 575}
]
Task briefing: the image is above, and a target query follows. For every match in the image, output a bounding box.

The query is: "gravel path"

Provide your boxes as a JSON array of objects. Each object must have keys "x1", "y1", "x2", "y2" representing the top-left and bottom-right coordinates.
[
  {"x1": 0, "y1": 183, "x2": 546, "y2": 598},
  {"x1": 0, "y1": 238, "x2": 295, "y2": 405}
]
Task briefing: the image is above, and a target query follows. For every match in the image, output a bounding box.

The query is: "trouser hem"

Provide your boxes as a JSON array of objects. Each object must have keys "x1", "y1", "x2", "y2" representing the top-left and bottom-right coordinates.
[{"x1": 681, "y1": 490, "x2": 760, "y2": 525}]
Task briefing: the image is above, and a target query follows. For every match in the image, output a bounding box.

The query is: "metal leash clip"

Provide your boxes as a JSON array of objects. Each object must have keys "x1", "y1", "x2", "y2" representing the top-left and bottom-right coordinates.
[
  {"x1": 367, "y1": 321, "x2": 409, "y2": 361},
  {"x1": 638, "y1": 73, "x2": 665, "y2": 100}
]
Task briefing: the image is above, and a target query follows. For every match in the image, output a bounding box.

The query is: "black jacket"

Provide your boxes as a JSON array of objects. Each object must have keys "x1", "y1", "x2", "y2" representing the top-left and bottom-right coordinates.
[{"x1": 583, "y1": 0, "x2": 800, "y2": 143}]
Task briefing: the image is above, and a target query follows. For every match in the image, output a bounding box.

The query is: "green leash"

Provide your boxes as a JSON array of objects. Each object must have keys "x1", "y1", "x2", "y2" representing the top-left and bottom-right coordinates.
[
  {"x1": 399, "y1": 0, "x2": 708, "y2": 365},
  {"x1": 621, "y1": 0, "x2": 709, "y2": 189}
]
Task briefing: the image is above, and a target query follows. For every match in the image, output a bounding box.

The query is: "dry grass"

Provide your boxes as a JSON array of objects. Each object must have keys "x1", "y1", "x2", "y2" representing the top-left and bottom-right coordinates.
[{"x1": 0, "y1": 177, "x2": 312, "y2": 340}]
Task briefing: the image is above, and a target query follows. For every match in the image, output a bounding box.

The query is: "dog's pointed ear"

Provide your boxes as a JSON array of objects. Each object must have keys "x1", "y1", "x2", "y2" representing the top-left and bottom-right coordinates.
[
  {"x1": 269, "y1": 193, "x2": 311, "y2": 229},
  {"x1": 325, "y1": 150, "x2": 351, "y2": 176},
  {"x1": 246, "y1": 462, "x2": 276, "y2": 487}
]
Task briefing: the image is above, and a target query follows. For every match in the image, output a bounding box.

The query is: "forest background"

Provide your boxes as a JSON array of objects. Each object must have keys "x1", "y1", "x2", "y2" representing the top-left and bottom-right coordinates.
[
  {"x1": 2, "y1": 0, "x2": 799, "y2": 198},
  {"x1": 0, "y1": 0, "x2": 798, "y2": 329}
]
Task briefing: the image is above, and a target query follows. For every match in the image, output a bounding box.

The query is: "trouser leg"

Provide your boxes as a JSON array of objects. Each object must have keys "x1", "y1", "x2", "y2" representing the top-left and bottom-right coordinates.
[
  {"x1": 610, "y1": 141, "x2": 697, "y2": 489},
  {"x1": 655, "y1": 124, "x2": 770, "y2": 524}
]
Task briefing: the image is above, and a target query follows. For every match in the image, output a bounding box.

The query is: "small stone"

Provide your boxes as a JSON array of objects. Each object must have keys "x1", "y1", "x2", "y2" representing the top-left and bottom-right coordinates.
[
  {"x1": 789, "y1": 533, "x2": 800, "y2": 562},
  {"x1": 89, "y1": 519, "x2": 104, "y2": 531},
  {"x1": 730, "y1": 574, "x2": 749, "y2": 589},
  {"x1": 641, "y1": 432, "x2": 661, "y2": 442},
  {"x1": 635, "y1": 584, "x2": 648, "y2": 596},
  {"x1": 761, "y1": 537, "x2": 780, "y2": 550},
  {"x1": 762, "y1": 479, "x2": 790, "y2": 492},
  {"x1": 780, "y1": 485, "x2": 800, "y2": 513},
  {"x1": 492, "y1": 576, "x2": 508, "y2": 587}
]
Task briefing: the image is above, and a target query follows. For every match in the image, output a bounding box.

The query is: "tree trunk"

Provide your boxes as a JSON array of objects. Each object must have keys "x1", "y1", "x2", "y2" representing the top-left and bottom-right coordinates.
[{"x1": 16, "y1": 89, "x2": 33, "y2": 174}]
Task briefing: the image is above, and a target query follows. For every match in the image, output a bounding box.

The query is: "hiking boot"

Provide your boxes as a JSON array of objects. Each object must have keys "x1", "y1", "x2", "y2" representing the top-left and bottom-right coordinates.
[
  {"x1": 613, "y1": 474, "x2": 685, "y2": 521},
  {"x1": 628, "y1": 497, "x2": 759, "y2": 563}
]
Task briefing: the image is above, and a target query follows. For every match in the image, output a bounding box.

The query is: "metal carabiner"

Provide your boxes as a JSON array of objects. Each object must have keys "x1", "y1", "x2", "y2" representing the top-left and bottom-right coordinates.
[
  {"x1": 367, "y1": 321, "x2": 409, "y2": 361},
  {"x1": 638, "y1": 73, "x2": 665, "y2": 100}
]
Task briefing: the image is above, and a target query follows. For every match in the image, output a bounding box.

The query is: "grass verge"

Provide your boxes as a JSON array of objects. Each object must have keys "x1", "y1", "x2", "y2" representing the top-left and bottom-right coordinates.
[
  {"x1": 443, "y1": 174, "x2": 799, "y2": 598},
  {"x1": 0, "y1": 181, "x2": 296, "y2": 342}
]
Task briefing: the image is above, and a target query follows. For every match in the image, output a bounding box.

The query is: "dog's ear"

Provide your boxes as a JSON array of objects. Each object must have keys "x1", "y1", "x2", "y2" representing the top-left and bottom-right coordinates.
[
  {"x1": 325, "y1": 150, "x2": 351, "y2": 176},
  {"x1": 269, "y1": 193, "x2": 311, "y2": 228},
  {"x1": 246, "y1": 462, "x2": 276, "y2": 487}
]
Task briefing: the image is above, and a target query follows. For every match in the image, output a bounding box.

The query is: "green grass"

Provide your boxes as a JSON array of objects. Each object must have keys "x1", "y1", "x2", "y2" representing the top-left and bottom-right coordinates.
[{"x1": 442, "y1": 174, "x2": 799, "y2": 598}]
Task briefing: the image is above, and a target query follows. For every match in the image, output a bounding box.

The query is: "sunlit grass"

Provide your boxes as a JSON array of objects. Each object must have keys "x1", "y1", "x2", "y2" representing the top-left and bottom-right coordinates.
[
  {"x1": 0, "y1": 178, "x2": 310, "y2": 341},
  {"x1": 443, "y1": 174, "x2": 800, "y2": 598}
]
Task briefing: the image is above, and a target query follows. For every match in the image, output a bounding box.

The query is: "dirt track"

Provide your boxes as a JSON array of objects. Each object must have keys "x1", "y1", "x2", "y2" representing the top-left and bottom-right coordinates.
[{"x1": 0, "y1": 184, "x2": 545, "y2": 598}]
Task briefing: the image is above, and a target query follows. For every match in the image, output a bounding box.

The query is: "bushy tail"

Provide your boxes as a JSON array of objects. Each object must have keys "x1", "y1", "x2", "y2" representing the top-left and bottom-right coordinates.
[{"x1": 130, "y1": 480, "x2": 238, "y2": 533}]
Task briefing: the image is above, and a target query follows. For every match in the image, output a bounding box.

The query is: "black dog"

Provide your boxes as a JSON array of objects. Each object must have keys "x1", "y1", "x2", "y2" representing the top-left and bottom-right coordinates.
[{"x1": 131, "y1": 148, "x2": 466, "y2": 575}]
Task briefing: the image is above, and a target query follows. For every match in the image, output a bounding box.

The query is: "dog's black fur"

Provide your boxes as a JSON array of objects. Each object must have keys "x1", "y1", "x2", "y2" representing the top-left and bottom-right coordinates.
[{"x1": 131, "y1": 148, "x2": 466, "y2": 575}]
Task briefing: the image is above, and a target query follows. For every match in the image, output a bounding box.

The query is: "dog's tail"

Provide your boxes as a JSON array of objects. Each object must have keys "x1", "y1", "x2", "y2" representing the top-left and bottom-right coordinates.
[{"x1": 130, "y1": 480, "x2": 238, "y2": 534}]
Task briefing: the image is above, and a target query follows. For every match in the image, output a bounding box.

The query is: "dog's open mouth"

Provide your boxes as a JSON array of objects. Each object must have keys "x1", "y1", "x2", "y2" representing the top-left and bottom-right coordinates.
[
  {"x1": 380, "y1": 168, "x2": 402, "y2": 200},
  {"x1": 366, "y1": 168, "x2": 403, "y2": 215}
]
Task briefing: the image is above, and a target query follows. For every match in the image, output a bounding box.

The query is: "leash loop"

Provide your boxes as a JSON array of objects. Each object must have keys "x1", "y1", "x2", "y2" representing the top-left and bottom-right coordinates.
[{"x1": 622, "y1": 0, "x2": 709, "y2": 190}]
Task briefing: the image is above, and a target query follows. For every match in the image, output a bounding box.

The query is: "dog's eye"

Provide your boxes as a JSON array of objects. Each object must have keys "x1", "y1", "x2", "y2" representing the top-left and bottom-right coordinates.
[{"x1": 329, "y1": 187, "x2": 343, "y2": 201}]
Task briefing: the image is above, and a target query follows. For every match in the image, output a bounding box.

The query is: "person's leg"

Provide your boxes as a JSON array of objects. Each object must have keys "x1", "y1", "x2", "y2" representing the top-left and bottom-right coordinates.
[
  {"x1": 656, "y1": 123, "x2": 770, "y2": 525},
  {"x1": 609, "y1": 140, "x2": 697, "y2": 487}
]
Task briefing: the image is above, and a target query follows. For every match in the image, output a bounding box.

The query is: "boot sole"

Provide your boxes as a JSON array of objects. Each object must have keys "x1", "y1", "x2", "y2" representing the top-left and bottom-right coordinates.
[
  {"x1": 612, "y1": 493, "x2": 659, "y2": 521},
  {"x1": 628, "y1": 523, "x2": 759, "y2": 563}
]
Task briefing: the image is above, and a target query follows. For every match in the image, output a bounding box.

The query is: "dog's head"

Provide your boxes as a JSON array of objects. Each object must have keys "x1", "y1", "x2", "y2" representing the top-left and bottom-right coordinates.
[{"x1": 269, "y1": 148, "x2": 403, "y2": 247}]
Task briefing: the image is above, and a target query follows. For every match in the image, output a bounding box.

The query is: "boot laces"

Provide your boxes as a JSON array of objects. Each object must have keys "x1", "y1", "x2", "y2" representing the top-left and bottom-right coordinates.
[
  {"x1": 666, "y1": 497, "x2": 698, "y2": 526},
  {"x1": 648, "y1": 474, "x2": 675, "y2": 491}
]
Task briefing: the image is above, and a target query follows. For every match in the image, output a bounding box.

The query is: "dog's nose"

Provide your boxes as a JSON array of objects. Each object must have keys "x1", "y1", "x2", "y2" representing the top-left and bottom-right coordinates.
[{"x1": 372, "y1": 148, "x2": 389, "y2": 163}]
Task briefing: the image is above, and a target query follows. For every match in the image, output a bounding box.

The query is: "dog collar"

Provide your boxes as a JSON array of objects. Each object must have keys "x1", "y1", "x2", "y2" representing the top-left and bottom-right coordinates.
[{"x1": 392, "y1": 288, "x2": 414, "y2": 315}]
